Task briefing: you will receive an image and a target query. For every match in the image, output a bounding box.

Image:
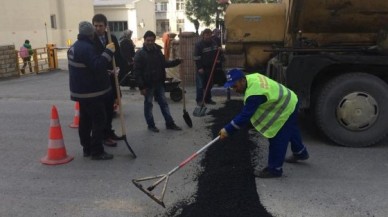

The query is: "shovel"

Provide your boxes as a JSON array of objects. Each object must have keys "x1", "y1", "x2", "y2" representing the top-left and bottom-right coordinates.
[
  {"x1": 107, "y1": 28, "x2": 136, "y2": 158},
  {"x1": 132, "y1": 136, "x2": 220, "y2": 208},
  {"x1": 182, "y1": 64, "x2": 193, "y2": 127},
  {"x1": 193, "y1": 48, "x2": 220, "y2": 117}
]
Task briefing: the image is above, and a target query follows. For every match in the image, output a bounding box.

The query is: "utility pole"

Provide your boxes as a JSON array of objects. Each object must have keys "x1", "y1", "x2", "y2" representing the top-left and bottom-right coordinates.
[{"x1": 44, "y1": 22, "x2": 48, "y2": 44}]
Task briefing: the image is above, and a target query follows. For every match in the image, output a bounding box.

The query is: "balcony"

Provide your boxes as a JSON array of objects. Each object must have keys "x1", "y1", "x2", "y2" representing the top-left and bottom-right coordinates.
[{"x1": 155, "y1": 11, "x2": 167, "y2": 19}]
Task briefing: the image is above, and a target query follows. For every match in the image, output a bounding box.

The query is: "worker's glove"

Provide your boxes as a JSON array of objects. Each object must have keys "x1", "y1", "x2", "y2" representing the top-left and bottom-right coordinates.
[
  {"x1": 172, "y1": 58, "x2": 182, "y2": 65},
  {"x1": 106, "y1": 42, "x2": 116, "y2": 53},
  {"x1": 108, "y1": 67, "x2": 120, "y2": 76},
  {"x1": 219, "y1": 128, "x2": 229, "y2": 140}
]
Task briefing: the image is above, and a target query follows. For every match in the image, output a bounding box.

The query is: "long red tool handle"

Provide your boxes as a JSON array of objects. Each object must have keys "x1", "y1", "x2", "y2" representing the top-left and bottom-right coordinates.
[
  {"x1": 167, "y1": 136, "x2": 220, "y2": 176},
  {"x1": 200, "y1": 48, "x2": 221, "y2": 106}
]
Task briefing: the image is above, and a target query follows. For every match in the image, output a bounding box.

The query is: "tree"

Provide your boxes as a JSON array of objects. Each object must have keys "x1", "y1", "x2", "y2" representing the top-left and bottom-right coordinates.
[
  {"x1": 185, "y1": 0, "x2": 280, "y2": 30},
  {"x1": 185, "y1": 0, "x2": 252, "y2": 28}
]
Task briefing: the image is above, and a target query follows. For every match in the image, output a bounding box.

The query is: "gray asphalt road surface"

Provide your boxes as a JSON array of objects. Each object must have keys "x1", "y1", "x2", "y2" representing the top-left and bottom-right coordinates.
[{"x1": 0, "y1": 51, "x2": 387, "y2": 216}]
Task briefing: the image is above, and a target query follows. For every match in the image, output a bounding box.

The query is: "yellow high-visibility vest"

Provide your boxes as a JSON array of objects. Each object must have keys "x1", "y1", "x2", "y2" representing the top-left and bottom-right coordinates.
[{"x1": 244, "y1": 73, "x2": 297, "y2": 138}]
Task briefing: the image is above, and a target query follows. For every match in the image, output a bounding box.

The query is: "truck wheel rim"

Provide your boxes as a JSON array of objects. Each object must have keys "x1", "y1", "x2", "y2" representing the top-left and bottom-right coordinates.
[{"x1": 336, "y1": 92, "x2": 378, "y2": 131}]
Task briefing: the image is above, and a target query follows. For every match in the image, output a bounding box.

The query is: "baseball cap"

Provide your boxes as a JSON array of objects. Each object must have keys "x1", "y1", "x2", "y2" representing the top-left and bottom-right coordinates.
[{"x1": 224, "y1": 68, "x2": 245, "y2": 88}]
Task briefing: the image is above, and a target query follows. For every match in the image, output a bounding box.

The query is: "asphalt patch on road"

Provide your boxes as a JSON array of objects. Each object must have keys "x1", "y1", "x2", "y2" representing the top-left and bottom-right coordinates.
[{"x1": 161, "y1": 100, "x2": 273, "y2": 217}]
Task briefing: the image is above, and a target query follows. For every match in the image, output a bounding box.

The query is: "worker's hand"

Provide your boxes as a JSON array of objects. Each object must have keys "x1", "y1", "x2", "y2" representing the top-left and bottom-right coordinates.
[
  {"x1": 108, "y1": 67, "x2": 120, "y2": 76},
  {"x1": 140, "y1": 88, "x2": 147, "y2": 96},
  {"x1": 198, "y1": 68, "x2": 204, "y2": 74},
  {"x1": 219, "y1": 128, "x2": 229, "y2": 140},
  {"x1": 106, "y1": 42, "x2": 116, "y2": 53},
  {"x1": 175, "y1": 58, "x2": 183, "y2": 64}
]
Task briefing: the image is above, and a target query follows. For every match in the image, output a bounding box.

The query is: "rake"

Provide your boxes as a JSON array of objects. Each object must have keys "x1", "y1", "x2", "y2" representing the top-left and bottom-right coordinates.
[{"x1": 132, "y1": 136, "x2": 220, "y2": 207}]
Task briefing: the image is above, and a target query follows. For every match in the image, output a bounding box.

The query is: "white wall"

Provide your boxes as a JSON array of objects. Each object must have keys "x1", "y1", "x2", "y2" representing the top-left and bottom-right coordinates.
[
  {"x1": 0, "y1": 0, "x2": 93, "y2": 48},
  {"x1": 55, "y1": 0, "x2": 94, "y2": 47},
  {"x1": 135, "y1": 0, "x2": 156, "y2": 39}
]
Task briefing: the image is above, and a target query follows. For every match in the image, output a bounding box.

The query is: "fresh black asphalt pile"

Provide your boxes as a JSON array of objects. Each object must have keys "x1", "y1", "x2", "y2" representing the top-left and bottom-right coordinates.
[{"x1": 161, "y1": 100, "x2": 273, "y2": 217}]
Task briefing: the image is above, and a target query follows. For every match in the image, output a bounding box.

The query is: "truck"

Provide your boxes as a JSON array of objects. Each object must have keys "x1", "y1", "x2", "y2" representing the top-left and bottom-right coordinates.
[{"x1": 224, "y1": 0, "x2": 388, "y2": 147}]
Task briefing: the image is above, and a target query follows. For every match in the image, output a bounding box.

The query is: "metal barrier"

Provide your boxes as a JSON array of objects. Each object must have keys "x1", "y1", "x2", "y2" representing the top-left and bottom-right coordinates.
[{"x1": 17, "y1": 44, "x2": 58, "y2": 75}]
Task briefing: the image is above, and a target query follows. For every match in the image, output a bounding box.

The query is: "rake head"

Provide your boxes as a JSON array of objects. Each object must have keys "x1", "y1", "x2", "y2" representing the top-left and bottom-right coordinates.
[{"x1": 132, "y1": 174, "x2": 169, "y2": 208}]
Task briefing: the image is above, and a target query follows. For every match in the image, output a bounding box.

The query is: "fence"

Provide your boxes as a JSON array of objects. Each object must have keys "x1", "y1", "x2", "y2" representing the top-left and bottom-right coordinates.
[
  {"x1": 0, "y1": 45, "x2": 19, "y2": 79},
  {"x1": 17, "y1": 44, "x2": 58, "y2": 75}
]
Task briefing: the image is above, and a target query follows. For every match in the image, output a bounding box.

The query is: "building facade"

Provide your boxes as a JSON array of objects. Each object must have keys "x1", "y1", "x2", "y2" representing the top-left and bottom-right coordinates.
[
  {"x1": 0, "y1": 0, "x2": 199, "y2": 49},
  {"x1": 0, "y1": 0, "x2": 94, "y2": 48},
  {"x1": 94, "y1": 0, "x2": 197, "y2": 39}
]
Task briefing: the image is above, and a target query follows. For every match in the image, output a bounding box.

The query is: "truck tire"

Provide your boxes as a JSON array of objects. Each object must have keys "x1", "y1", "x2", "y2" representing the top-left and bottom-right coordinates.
[{"x1": 314, "y1": 73, "x2": 388, "y2": 147}]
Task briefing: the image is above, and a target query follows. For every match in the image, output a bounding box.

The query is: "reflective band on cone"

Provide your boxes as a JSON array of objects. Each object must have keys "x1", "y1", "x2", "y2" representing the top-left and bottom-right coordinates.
[
  {"x1": 69, "y1": 101, "x2": 79, "y2": 128},
  {"x1": 41, "y1": 105, "x2": 74, "y2": 165}
]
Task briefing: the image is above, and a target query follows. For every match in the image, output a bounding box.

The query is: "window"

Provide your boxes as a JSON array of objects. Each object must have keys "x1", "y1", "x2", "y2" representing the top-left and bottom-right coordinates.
[
  {"x1": 155, "y1": 2, "x2": 168, "y2": 12},
  {"x1": 177, "y1": 19, "x2": 184, "y2": 32},
  {"x1": 176, "y1": 0, "x2": 185, "y2": 11},
  {"x1": 108, "y1": 21, "x2": 128, "y2": 32},
  {"x1": 50, "y1": 15, "x2": 57, "y2": 29}
]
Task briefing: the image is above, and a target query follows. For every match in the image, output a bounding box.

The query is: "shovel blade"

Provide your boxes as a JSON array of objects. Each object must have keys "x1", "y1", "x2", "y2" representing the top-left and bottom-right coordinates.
[
  {"x1": 183, "y1": 110, "x2": 193, "y2": 127},
  {"x1": 193, "y1": 106, "x2": 207, "y2": 117}
]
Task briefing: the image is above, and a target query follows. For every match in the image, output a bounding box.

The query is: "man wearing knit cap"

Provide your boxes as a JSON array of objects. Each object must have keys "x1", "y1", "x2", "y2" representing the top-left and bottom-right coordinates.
[{"x1": 68, "y1": 21, "x2": 116, "y2": 160}]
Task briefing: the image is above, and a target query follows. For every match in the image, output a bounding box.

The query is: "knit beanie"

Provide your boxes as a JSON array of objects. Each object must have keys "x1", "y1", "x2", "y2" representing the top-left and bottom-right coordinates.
[
  {"x1": 143, "y1": 30, "x2": 156, "y2": 39},
  {"x1": 79, "y1": 21, "x2": 94, "y2": 36}
]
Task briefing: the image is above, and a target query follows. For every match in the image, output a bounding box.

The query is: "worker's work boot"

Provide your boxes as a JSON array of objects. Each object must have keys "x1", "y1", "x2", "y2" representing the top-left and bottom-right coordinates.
[
  {"x1": 285, "y1": 152, "x2": 309, "y2": 163},
  {"x1": 254, "y1": 167, "x2": 282, "y2": 178},
  {"x1": 166, "y1": 123, "x2": 182, "y2": 131},
  {"x1": 91, "y1": 152, "x2": 114, "y2": 160}
]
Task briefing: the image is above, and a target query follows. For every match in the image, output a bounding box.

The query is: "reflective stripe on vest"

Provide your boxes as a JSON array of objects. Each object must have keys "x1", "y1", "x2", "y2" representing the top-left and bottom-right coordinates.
[
  {"x1": 68, "y1": 60, "x2": 87, "y2": 68},
  {"x1": 71, "y1": 87, "x2": 111, "y2": 99},
  {"x1": 244, "y1": 73, "x2": 297, "y2": 138}
]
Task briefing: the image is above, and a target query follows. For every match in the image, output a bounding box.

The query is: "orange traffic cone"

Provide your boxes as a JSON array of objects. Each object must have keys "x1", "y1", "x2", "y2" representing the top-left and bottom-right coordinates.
[
  {"x1": 41, "y1": 105, "x2": 74, "y2": 165},
  {"x1": 69, "y1": 101, "x2": 79, "y2": 128}
]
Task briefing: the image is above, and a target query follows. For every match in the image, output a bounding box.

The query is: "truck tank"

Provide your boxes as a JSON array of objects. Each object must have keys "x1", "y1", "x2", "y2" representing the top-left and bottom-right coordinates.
[
  {"x1": 224, "y1": 3, "x2": 287, "y2": 69},
  {"x1": 287, "y1": 0, "x2": 388, "y2": 47},
  {"x1": 225, "y1": 0, "x2": 388, "y2": 69}
]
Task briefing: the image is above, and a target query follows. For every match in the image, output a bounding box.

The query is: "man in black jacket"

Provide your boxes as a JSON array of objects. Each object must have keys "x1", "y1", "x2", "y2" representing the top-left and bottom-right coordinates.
[
  {"x1": 119, "y1": 29, "x2": 136, "y2": 89},
  {"x1": 68, "y1": 21, "x2": 115, "y2": 160},
  {"x1": 92, "y1": 14, "x2": 123, "y2": 147},
  {"x1": 193, "y1": 28, "x2": 223, "y2": 105},
  {"x1": 133, "y1": 30, "x2": 182, "y2": 133}
]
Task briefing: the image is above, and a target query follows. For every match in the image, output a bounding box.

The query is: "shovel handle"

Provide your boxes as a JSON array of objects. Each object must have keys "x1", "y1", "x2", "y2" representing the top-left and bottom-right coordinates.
[{"x1": 200, "y1": 48, "x2": 221, "y2": 105}]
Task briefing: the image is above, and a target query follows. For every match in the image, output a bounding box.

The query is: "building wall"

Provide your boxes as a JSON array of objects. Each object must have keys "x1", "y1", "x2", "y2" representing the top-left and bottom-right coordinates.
[
  {"x1": 135, "y1": 0, "x2": 156, "y2": 39},
  {"x1": 94, "y1": 6, "x2": 130, "y2": 39},
  {"x1": 0, "y1": 0, "x2": 93, "y2": 48},
  {"x1": 94, "y1": 0, "x2": 155, "y2": 39},
  {"x1": 54, "y1": 0, "x2": 94, "y2": 47}
]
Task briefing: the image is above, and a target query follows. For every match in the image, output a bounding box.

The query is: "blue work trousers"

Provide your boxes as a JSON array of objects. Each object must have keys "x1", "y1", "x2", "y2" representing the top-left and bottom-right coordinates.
[{"x1": 267, "y1": 104, "x2": 308, "y2": 175}]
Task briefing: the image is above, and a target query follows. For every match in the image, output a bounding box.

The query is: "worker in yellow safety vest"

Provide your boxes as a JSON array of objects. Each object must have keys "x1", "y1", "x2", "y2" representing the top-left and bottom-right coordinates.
[{"x1": 219, "y1": 68, "x2": 309, "y2": 178}]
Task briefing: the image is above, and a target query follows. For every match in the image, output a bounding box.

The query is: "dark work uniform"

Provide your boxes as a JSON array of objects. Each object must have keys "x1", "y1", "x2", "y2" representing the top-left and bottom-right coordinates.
[
  {"x1": 68, "y1": 34, "x2": 114, "y2": 156},
  {"x1": 93, "y1": 32, "x2": 123, "y2": 140}
]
